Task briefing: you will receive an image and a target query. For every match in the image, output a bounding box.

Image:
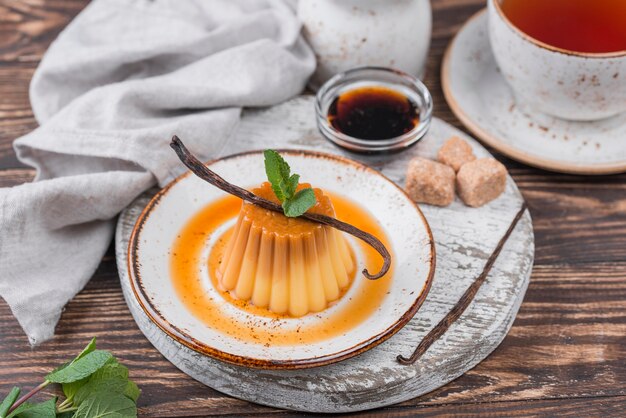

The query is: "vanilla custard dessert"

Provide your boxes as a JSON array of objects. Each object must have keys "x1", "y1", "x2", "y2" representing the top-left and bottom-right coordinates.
[{"x1": 216, "y1": 182, "x2": 355, "y2": 317}]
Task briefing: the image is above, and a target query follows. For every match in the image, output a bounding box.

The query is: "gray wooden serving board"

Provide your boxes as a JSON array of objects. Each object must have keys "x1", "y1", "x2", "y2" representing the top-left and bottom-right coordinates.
[{"x1": 115, "y1": 96, "x2": 534, "y2": 413}]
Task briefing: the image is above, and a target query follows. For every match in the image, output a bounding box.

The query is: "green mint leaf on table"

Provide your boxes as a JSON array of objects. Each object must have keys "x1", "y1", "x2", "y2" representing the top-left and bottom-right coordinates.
[
  {"x1": 73, "y1": 337, "x2": 97, "y2": 362},
  {"x1": 61, "y1": 342, "x2": 117, "y2": 409},
  {"x1": 54, "y1": 337, "x2": 101, "y2": 391},
  {"x1": 46, "y1": 350, "x2": 113, "y2": 384},
  {"x1": 74, "y1": 393, "x2": 136, "y2": 418},
  {"x1": 263, "y1": 150, "x2": 316, "y2": 218},
  {"x1": 61, "y1": 378, "x2": 87, "y2": 403},
  {"x1": 4, "y1": 338, "x2": 139, "y2": 418},
  {"x1": 282, "y1": 188, "x2": 317, "y2": 218},
  {"x1": 123, "y1": 382, "x2": 141, "y2": 403},
  {"x1": 88, "y1": 359, "x2": 128, "y2": 382},
  {"x1": 6, "y1": 398, "x2": 56, "y2": 418},
  {"x1": 0, "y1": 387, "x2": 20, "y2": 417},
  {"x1": 70, "y1": 358, "x2": 139, "y2": 412},
  {"x1": 74, "y1": 376, "x2": 134, "y2": 406}
]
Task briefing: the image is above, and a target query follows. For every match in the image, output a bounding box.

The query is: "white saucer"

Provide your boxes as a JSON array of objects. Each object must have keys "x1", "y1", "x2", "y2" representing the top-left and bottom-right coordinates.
[{"x1": 442, "y1": 10, "x2": 626, "y2": 175}]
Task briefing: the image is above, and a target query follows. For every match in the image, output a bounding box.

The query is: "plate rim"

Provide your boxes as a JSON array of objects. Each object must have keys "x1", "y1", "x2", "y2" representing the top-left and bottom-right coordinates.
[
  {"x1": 127, "y1": 149, "x2": 436, "y2": 370},
  {"x1": 441, "y1": 8, "x2": 626, "y2": 175}
]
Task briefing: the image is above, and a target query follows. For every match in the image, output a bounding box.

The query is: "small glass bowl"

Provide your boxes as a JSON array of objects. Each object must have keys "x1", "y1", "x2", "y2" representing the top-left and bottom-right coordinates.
[{"x1": 315, "y1": 66, "x2": 433, "y2": 154}]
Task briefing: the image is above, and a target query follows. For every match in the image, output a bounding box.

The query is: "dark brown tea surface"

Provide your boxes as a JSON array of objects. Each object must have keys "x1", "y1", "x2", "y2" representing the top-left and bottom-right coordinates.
[{"x1": 328, "y1": 86, "x2": 419, "y2": 140}]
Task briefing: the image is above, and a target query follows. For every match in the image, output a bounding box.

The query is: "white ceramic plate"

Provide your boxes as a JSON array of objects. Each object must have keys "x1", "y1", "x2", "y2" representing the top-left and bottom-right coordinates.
[
  {"x1": 128, "y1": 150, "x2": 435, "y2": 369},
  {"x1": 442, "y1": 10, "x2": 626, "y2": 175}
]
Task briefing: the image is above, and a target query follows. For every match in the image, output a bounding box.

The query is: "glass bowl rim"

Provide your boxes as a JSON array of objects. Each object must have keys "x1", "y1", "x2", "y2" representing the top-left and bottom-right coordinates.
[{"x1": 315, "y1": 66, "x2": 433, "y2": 152}]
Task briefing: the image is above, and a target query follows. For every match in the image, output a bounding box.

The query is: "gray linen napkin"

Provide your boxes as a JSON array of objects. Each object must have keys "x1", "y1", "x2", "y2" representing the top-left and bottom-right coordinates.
[{"x1": 0, "y1": 0, "x2": 315, "y2": 345}]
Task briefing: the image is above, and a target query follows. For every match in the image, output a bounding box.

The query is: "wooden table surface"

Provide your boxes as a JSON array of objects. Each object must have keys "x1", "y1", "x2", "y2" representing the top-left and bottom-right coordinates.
[{"x1": 1, "y1": 0, "x2": 625, "y2": 416}]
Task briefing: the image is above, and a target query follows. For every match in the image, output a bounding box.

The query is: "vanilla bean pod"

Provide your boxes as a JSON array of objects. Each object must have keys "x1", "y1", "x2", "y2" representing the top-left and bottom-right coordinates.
[
  {"x1": 397, "y1": 202, "x2": 528, "y2": 365},
  {"x1": 170, "y1": 135, "x2": 391, "y2": 279}
]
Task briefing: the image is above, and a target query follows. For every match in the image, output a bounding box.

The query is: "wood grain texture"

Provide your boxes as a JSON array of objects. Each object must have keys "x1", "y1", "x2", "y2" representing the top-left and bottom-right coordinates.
[
  {"x1": 0, "y1": 0, "x2": 84, "y2": 168},
  {"x1": 1, "y1": 0, "x2": 625, "y2": 416}
]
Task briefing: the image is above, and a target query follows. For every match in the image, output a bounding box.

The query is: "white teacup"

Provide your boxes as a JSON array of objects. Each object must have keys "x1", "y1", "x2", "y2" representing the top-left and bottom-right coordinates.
[{"x1": 488, "y1": 0, "x2": 626, "y2": 121}]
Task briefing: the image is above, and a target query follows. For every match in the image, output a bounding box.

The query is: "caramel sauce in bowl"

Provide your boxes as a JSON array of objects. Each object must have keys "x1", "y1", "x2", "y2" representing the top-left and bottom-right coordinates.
[
  {"x1": 316, "y1": 67, "x2": 433, "y2": 153},
  {"x1": 128, "y1": 150, "x2": 435, "y2": 369}
]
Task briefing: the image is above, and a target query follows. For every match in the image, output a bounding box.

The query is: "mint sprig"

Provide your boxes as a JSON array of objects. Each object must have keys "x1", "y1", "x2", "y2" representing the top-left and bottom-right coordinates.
[
  {"x1": 263, "y1": 150, "x2": 316, "y2": 217},
  {"x1": 46, "y1": 351, "x2": 113, "y2": 384},
  {"x1": 0, "y1": 338, "x2": 140, "y2": 418},
  {"x1": 0, "y1": 388, "x2": 19, "y2": 418},
  {"x1": 6, "y1": 397, "x2": 56, "y2": 418}
]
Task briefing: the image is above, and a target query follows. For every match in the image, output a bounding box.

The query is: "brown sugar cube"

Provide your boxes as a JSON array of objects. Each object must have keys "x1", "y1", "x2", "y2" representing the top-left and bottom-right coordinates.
[
  {"x1": 456, "y1": 158, "x2": 507, "y2": 207},
  {"x1": 437, "y1": 136, "x2": 476, "y2": 172},
  {"x1": 405, "y1": 157, "x2": 456, "y2": 207}
]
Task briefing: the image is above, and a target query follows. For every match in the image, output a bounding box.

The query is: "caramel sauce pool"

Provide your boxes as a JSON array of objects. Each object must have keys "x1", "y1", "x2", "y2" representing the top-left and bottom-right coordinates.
[
  {"x1": 170, "y1": 193, "x2": 394, "y2": 345},
  {"x1": 328, "y1": 86, "x2": 419, "y2": 140}
]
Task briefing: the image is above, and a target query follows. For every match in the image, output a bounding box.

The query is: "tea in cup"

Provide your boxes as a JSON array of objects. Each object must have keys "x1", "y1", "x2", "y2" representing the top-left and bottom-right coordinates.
[{"x1": 488, "y1": 0, "x2": 626, "y2": 121}]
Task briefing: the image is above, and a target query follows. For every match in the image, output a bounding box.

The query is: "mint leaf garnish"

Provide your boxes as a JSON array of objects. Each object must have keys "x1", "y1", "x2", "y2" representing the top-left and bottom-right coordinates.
[
  {"x1": 282, "y1": 188, "x2": 317, "y2": 218},
  {"x1": 263, "y1": 150, "x2": 316, "y2": 217},
  {"x1": 285, "y1": 174, "x2": 300, "y2": 197},
  {"x1": 263, "y1": 150, "x2": 290, "y2": 201}
]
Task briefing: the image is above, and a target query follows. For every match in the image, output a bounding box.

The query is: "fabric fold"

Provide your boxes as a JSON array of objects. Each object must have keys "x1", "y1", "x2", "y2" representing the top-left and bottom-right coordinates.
[{"x1": 0, "y1": 0, "x2": 315, "y2": 345}]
